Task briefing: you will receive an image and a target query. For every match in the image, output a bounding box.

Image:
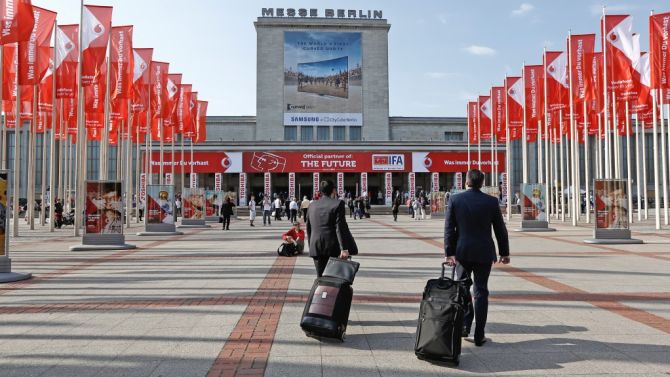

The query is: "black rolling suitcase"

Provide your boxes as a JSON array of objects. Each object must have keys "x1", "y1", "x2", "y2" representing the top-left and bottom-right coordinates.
[
  {"x1": 414, "y1": 263, "x2": 471, "y2": 365},
  {"x1": 301, "y1": 257, "x2": 359, "y2": 341}
]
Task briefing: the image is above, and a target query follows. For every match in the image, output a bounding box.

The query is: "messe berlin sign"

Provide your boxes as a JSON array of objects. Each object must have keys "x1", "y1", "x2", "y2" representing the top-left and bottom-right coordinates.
[{"x1": 262, "y1": 8, "x2": 382, "y2": 19}]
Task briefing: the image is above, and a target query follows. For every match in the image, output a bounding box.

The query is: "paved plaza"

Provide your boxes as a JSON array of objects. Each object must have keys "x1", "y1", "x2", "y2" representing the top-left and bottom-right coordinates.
[{"x1": 1, "y1": 213, "x2": 669, "y2": 377}]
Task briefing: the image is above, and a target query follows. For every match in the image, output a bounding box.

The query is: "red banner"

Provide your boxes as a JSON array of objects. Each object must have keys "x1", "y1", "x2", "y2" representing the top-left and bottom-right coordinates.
[
  {"x1": 55, "y1": 24, "x2": 78, "y2": 99},
  {"x1": 243, "y1": 151, "x2": 411, "y2": 173},
  {"x1": 147, "y1": 151, "x2": 242, "y2": 174},
  {"x1": 467, "y1": 101, "x2": 479, "y2": 144},
  {"x1": 650, "y1": 12, "x2": 670, "y2": 90},
  {"x1": 412, "y1": 151, "x2": 505, "y2": 173}
]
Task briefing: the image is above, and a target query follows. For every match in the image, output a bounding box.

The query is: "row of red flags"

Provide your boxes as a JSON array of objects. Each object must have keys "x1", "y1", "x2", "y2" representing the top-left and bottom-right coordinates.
[
  {"x1": 468, "y1": 12, "x2": 670, "y2": 144},
  {"x1": 0, "y1": 0, "x2": 208, "y2": 145}
]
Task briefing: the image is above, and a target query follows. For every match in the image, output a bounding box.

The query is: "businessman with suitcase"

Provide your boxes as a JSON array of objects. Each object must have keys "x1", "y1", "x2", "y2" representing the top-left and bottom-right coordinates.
[{"x1": 444, "y1": 169, "x2": 510, "y2": 347}]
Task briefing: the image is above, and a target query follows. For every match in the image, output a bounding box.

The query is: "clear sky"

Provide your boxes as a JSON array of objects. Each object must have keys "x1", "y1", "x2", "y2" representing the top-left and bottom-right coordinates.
[{"x1": 33, "y1": 0, "x2": 667, "y2": 117}]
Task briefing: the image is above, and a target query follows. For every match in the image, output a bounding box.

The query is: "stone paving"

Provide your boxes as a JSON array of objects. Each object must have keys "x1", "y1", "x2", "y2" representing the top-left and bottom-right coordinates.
[{"x1": 1, "y1": 212, "x2": 669, "y2": 376}]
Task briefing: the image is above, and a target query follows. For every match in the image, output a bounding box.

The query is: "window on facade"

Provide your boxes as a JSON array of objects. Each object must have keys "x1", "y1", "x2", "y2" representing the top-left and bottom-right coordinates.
[
  {"x1": 284, "y1": 126, "x2": 297, "y2": 141},
  {"x1": 300, "y1": 126, "x2": 313, "y2": 142},
  {"x1": 333, "y1": 126, "x2": 346, "y2": 141},
  {"x1": 317, "y1": 126, "x2": 330, "y2": 141},
  {"x1": 349, "y1": 126, "x2": 362, "y2": 141},
  {"x1": 444, "y1": 131, "x2": 463, "y2": 142}
]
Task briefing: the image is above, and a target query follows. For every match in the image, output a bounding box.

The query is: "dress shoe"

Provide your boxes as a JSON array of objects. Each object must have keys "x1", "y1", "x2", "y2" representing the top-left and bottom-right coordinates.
[
  {"x1": 475, "y1": 337, "x2": 490, "y2": 347},
  {"x1": 462, "y1": 327, "x2": 470, "y2": 338}
]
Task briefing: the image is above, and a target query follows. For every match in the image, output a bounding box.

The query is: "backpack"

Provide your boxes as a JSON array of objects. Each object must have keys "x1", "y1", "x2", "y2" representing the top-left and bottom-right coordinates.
[{"x1": 277, "y1": 242, "x2": 297, "y2": 257}]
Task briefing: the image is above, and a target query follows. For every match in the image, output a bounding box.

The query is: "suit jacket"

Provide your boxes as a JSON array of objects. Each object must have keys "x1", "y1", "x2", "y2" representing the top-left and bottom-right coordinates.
[
  {"x1": 306, "y1": 196, "x2": 358, "y2": 258},
  {"x1": 444, "y1": 188, "x2": 509, "y2": 263}
]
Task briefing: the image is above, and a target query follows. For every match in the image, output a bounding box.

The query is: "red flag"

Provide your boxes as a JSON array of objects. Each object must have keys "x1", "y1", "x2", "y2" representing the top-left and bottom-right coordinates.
[
  {"x1": 524, "y1": 65, "x2": 544, "y2": 141},
  {"x1": 590, "y1": 52, "x2": 604, "y2": 115},
  {"x1": 81, "y1": 5, "x2": 112, "y2": 86},
  {"x1": 632, "y1": 51, "x2": 653, "y2": 116},
  {"x1": 478, "y1": 95, "x2": 492, "y2": 141},
  {"x1": 17, "y1": 6, "x2": 55, "y2": 85},
  {"x1": 185, "y1": 91, "x2": 197, "y2": 139},
  {"x1": 37, "y1": 47, "x2": 54, "y2": 114},
  {"x1": 491, "y1": 86, "x2": 506, "y2": 142},
  {"x1": 196, "y1": 100, "x2": 208, "y2": 143},
  {"x1": 2, "y1": 44, "x2": 17, "y2": 101},
  {"x1": 84, "y1": 62, "x2": 106, "y2": 117},
  {"x1": 602, "y1": 15, "x2": 637, "y2": 94},
  {"x1": 110, "y1": 25, "x2": 133, "y2": 100},
  {"x1": 467, "y1": 101, "x2": 479, "y2": 144},
  {"x1": 164, "y1": 73, "x2": 181, "y2": 126},
  {"x1": 149, "y1": 61, "x2": 168, "y2": 118},
  {"x1": 55, "y1": 24, "x2": 78, "y2": 98},
  {"x1": 131, "y1": 48, "x2": 152, "y2": 113},
  {"x1": 0, "y1": 0, "x2": 35, "y2": 44},
  {"x1": 544, "y1": 51, "x2": 568, "y2": 112},
  {"x1": 568, "y1": 34, "x2": 596, "y2": 103},
  {"x1": 178, "y1": 83, "x2": 192, "y2": 134},
  {"x1": 650, "y1": 12, "x2": 670, "y2": 89}
]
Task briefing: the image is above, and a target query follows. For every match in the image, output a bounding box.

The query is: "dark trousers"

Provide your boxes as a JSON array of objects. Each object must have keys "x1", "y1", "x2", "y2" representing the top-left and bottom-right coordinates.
[
  {"x1": 263, "y1": 210, "x2": 271, "y2": 225},
  {"x1": 222, "y1": 214, "x2": 231, "y2": 229},
  {"x1": 392, "y1": 211, "x2": 398, "y2": 221},
  {"x1": 458, "y1": 260, "x2": 492, "y2": 341},
  {"x1": 302, "y1": 208, "x2": 308, "y2": 219},
  {"x1": 290, "y1": 209, "x2": 297, "y2": 222},
  {"x1": 274, "y1": 208, "x2": 281, "y2": 220},
  {"x1": 313, "y1": 256, "x2": 330, "y2": 277}
]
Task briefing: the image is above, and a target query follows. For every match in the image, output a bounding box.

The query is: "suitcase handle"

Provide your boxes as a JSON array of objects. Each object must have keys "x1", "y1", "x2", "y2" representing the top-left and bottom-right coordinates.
[{"x1": 441, "y1": 262, "x2": 456, "y2": 280}]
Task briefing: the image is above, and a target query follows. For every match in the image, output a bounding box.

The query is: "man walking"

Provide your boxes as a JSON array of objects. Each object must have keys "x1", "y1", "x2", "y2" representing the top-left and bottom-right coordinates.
[{"x1": 444, "y1": 169, "x2": 510, "y2": 347}]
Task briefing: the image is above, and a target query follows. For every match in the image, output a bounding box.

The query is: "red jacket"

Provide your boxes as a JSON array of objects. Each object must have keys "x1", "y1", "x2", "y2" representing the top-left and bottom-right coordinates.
[{"x1": 282, "y1": 228, "x2": 305, "y2": 241}]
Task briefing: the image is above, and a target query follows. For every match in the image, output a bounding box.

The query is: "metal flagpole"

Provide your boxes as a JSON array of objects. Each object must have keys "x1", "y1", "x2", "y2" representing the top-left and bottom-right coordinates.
[
  {"x1": 135, "y1": 111, "x2": 141, "y2": 223},
  {"x1": 565, "y1": 116, "x2": 572, "y2": 221},
  {"x1": 666, "y1": 96, "x2": 670, "y2": 223},
  {"x1": 522, "y1": 65, "x2": 528, "y2": 184},
  {"x1": 12, "y1": 84, "x2": 21, "y2": 237},
  {"x1": 40, "y1": 114, "x2": 47, "y2": 227},
  {"x1": 74, "y1": 0, "x2": 86, "y2": 237},
  {"x1": 568, "y1": 32, "x2": 578, "y2": 226},
  {"x1": 661, "y1": 88, "x2": 669, "y2": 225},
  {"x1": 0, "y1": 47, "x2": 4, "y2": 171},
  {"x1": 171, "y1": 126, "x2": 175, "y2": 184},
  {"x1": 642, "y1": 120, "x2": 648, "y2": 219},
  {"x1": 126, "y1": 118, "x2": 132, "y2": 229},
  {"x1": 101, "y1": 54, "x2": 111, "y2": 180},
  {"x1": 467, "y1": 103, "x2": 471, "y2": 170},
  {"x1": 597, "y1": 115, "x2": 602, "y2": 178},
  {"x1": 490, "y1": 133, "x2": 495, "y2": 186},
  {"x1": 49, "y1": 24, "x2": 58, "y2": 232},
  {"x1": 538, "y1": 121, "x2": 543, "y2": 184},
  {"x1": 635, "y1": 116, "x2": 642, "y2": 222},
  {"x1": 625, "y1": 101, "x2": 633, "y2": 224},
  {"x1": 553, "y1": 128, "x2": 559, "y2": 217},
  {"x1": 652, "y1": 90, "x2": 661, "y2": 229},
  {"x1": 602, "y1": 7, "x2": 611, "y2": 179},
  {"x1": 559, "y1": 109, "x2": 565, "y2": 222},
  {"x1": 28, "y1": 85, "x2": 37, "y2": 230},
  {"x1": 504, "y1": 76, "x2": 512, "y2": 221},
  {"x1": 542, "y1": 49, "x2": 551, "y2": 218},
  {"x1": 584, "y1": 100, "x2": 591, "y2": 223},
  {"x1": 477, "y1": 101, "x2": 482, "y2": 170},
  {"x1": 159, "y1": 119, "x2": 164, "y2": 185}
]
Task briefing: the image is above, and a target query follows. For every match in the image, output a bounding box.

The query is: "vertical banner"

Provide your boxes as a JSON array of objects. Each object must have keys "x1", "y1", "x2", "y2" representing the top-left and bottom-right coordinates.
[
  {"x1": 165, "y1": 173, "x2": 173, "y2": 186},
  {"x1": 205, "y1": 191, "x2": 221, "y2": 218},
  {"x1": 289, "y1": 172, "x2": 296, "y2": 199},
  {"x1": 337, "y1": 172, "x2": 344, "y2": 198},
  {"x1": 360, "y1": 172, "x2": 368, "y2": 198},
  {"x1": 312, "y1": 172, "x2": 320, "y2": 198},
  {"x1": 139, "y1": 173, "x2": 147, "y2": 202},
  {"x1": 430, "y1": 192, "x2": 446, "y2": 217},
  {"x1": 85, "y1": 181, "x2": 124, "y2": 235},
  {"x1": 182, "y1": 188, "x2": 205, "y2": 220},
  {"x1": 408, "y1": 172, "x2": 416, "y2": 199},
  {"x1": 594, "y1": 180, "x2": 629, "y2": 230},
  {"x1": 214, "y1": 173, "x2": 222, "y2": 192},
  {"x1": 239, "y1": 173, "x2": 247, "y2": 206},
  {"x1": 146, "y1": 185, "x2": 175, "y2": 224},
  {"x1": 264, "y1": 172, "x2": 271, "y2": 197},
  {"x1": 431, "y1": 172, "x2": 439, "y2": 193},
  {"x1": 501, "y1": 172, "x2": 508, "y2": 200},
  {"x1": 385, "y1": 172, "x2": 392, "y2": 205},
  {"x1": 0, "y1": 171, "x2": 7, "y2": 257},
  {"x1": 520, "y1": 183, "x2": 547, "y2": 221},
  {"x1": 454, "y1": 172, "x2": 463, "y2": 190},
  {"x1": 190, "y1": 173, "x2": 198, "y2": 189}
]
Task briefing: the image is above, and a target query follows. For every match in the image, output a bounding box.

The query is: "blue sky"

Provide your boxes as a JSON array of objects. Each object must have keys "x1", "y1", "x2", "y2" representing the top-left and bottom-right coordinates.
[{"x1": 34, "y1": 0, "x2": 667, "y2": 117}]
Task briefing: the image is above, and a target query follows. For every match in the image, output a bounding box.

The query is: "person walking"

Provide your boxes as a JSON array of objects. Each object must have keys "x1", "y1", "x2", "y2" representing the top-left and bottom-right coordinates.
[
  {"x1": 444, "y1": 169, "x2": 510, "y2": 347},
  {"x1": 248, "y1": 195, "x2": 256, "y2": 227},
  {"x1": 391, "y1": 196, "x2": 400, "y2": 222},
  {"x1": 221, "y1": 197, "x2": 235, "y2": 230},
  {"x1": 300, "y1": 196, "x2": 310, "y2": 219},
  {"x1": 263, "y1": 197, "x2": 272, "y2": 226},
  {"x1": 347, "y1": 196, "x2": 354, "y2": 218},
  {"x1": 306, "y1": 180, "x2": 357, "y2": 277},
  {"x1": 175, "y1": 196, "x2": 182, "y2": 218},
  {"x1": 289, "y1": 197, "x2": 298, "y2": 223},
  {"x1": 274, "y1": 197, "x2": 282, "y2": 221}
]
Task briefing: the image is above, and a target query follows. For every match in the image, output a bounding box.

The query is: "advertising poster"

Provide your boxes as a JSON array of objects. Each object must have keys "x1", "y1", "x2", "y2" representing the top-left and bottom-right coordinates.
[
  {"x1": 337, "y1": 172, "x2": 344, "y2": 198},
  {"x1": 595, "y1": 180, "x2": 629, "y2": 230},
  {"x1": 239, "y1": 173, "x2": 247, "y2": 206},
  {"x1": 146, "y1": 185, "x2": 175, "y2": 225},
  {"x1": 182, "y1": 188, "x2": 205, "y2": 220},
  {"x1": 412, "y1": 151, "x2": 505, "y2": 173},
  {"x1": 289, "y1": 172, "x2": 296, "y2": 200},
  {"x1": 243, "y1": 151, "x2": 410, "y2": 173},
  {"x1": 408, "y1": 172, "x2": 415, "y2": 199},
  {"x1": 454, "y1": 172, "x2": 463, "y2": 190},
  {"x1": 313, "y1": 172, "x2": 320, "y2": 198},
  {"x1": 205, "y1": 190, "x2": 221, "y2": 217},
  {"x1": 430, "y1": 192, "x2": 446, "y2": 216},
  {"x1": 215, "y1": 173, "x2": 222, "y2": 191},
  {"x1": 85, "y1": 181, "x2": 123, "y2": 234},
  {"x1": 431, "y1": 172, "x2": 439, "y2": 192},
  {"x1": 0, "y1": 172, "x2": 7, "y2": 257},
  {"x1": 360, "y1": 172, "x2": 368, "y2": 197},
  {"x1": 385, "y1": 172, "x2": 392, "y2": 205},
  {"x1": 264, "y1": 173, "x2": 271, "y2": 197},
  {"x1": 521, "y1": 183, "x2": 547, "y2": 221},
  {"x1": 283, "y1": 31, "x2": 362, "y2": 126}
]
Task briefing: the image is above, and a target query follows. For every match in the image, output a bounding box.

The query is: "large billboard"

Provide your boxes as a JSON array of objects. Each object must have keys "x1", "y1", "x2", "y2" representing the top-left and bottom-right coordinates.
[
  {"x1": 85, "y1": 181, "x2": 123, "y2": 234},
  {"x1": 146, "y1": 185, "x2": 175, "y2": 225},
  {"x1": 182, "y1": 188, "x2": 206, "y2": 220},
  {"x1": 521, "y1": 183, "x2": 547, "y2": 221},
  {"x1": 243, "y1": 151, "x2": 410, "y2": 173},
  {"x1": 595, "y1": 180, "x2": 629, "y2": 230},
  {"x1": 284, "y1": 31, "x2": 362, "y2": 126}
]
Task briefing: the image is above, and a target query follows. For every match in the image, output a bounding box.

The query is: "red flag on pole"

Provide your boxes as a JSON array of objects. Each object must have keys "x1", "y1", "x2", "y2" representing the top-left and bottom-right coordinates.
[
  {"x1": 544, "y1": 51, "x2": 569, "y2": 112},
  {"x1": 38, "y1": 47, "x2": 54, "y2": 114},
  {"x1": 650, "y1": 12, "x2": 670, "y2": 90},
  {"x1": 84, "y1": 62, "x2": 106, "y2": 117},
  {"x1": 568, "y1": 34, "x2": 596, "y2": 103},
  {"x1": 467, "y1": 101, "x2": 479, "y2": 144},
  {"x1": 491, "y1": 86, "x2": 506, "y2": 142},
  {"x1": 81, "y1": 5, "x2": 112, "y2": 86},
  {"x1": 178, "y1": 83, "x2": 192, "y2": 135},
  {"x1": 2, "y1": 44, "x2": 17, "y2": 101},
  {"x1": 149, "y1": 61, "x2": 168, "y2": 119},
  {"x1": 523, "y1": 64, "x2": 544, "y2": 141},
  {"x1": 478, "y1": 95, "x2": 492, "y2": 140},
  {"x1": 505, "y1": 76, "x2": 523, "y2": 140},
  {"x1": 131, "y1": 48, "x2": 152, "y2": 113},
  {"x1": 164, "y1": 73, "x2": 181, "y2": 126},
  {"x1": 602, "y1": 15, "x2": 637, "y2": 93},
  {"x1": 196, "y1": 100, "x2": 208, "y2": 143},
  {"x1": 110, "y1": 25, "x2": 133, "y2": 100},
  {"x1": 55, "y1": 24, "x2": 78, "y2": 98},
  {"x1": 0, "y1": 0, "x2": 35, "y2": 44},
  {"x1": 185, "y1": 91, "x2": 197, "y2": 140},
  {"x1": 18, "y1": 6, "x2": 56, "y2": 85}
]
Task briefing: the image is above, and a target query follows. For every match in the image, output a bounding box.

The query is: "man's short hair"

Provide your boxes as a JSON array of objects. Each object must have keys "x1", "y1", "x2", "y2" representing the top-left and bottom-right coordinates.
[
  {"x1": 466, "y1": 169, "x2": 485, "y2": 189},
  {"x1": 320, "y1": 180, "x2": 335, "y2": 196},
  {"x1": 292, "y1": 221, "x2": 300, "y2": 226}
]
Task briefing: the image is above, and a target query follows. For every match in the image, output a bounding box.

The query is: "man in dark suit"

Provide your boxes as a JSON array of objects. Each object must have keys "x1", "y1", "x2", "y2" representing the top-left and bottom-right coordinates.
[
  {"x1": 444, "y1": 169, "x2": 510, "y2": 346},
  {"x1": 306, "y1": 180, "x2": 357, "y2": 277}
]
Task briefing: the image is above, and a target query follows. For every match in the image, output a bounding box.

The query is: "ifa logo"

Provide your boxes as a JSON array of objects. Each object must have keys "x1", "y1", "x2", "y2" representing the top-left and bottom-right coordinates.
[{"x1": 372, "y1": 154, "x2": 405, "y2": 171}]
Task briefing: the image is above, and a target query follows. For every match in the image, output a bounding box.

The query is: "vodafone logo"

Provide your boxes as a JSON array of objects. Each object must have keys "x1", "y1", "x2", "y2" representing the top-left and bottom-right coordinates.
[
  {"x1": 423, "y1": 157, "x2": 433, "y2": 168},
  {"x1": 508, "y1": 89, "x2": 515, "y2": 95},
  {"x1": 609, "y1": 33, "x2": 617, "y2": 42},
  {"x1": 140, "y1": 63, "x2": 147, "y2": 70},
  {"x1": 481, "y1": 105, "x2": 487, "y2": 111},
  {"x1": 548, "y1": 65, "x2": 555, "y2": 73},
  {"x1": 65, "y1": 42, "x2": 74, "y2": 50},
  {"x1": 221, "y1": 157, "x2": 231, "y2": 169}
]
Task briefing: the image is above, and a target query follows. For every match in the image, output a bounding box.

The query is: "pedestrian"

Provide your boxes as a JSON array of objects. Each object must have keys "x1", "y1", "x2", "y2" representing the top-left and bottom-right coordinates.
[
  {"x1": 281, "y1": 221, "x2": 305, "y2": 254},
  {"x1": 138, "y1": 197, "x2": 144, "y2": 221},
  {"x1": 413, "y1": 198, "x2": 421, "y2": 221},
  {"x1": 300, "y1": 196, "x2": 310, "y2": 219},
  {"x1": 347, "y1": 196, "x2": 354, "y2": 217},
  {"x1": 289, "y1": 197, "x2": 298, "y2": 222},
  {"x1": 392, "y1": 196, "x2": 400, "y2": 222},
  {"x1": 263, "y1": 197, "x2": 272, "y2": 226},
  {"x1": 221, "y1": 197, "x2": 235, "y2": 230},
  {"x1": 444, "y1": 169, "x2": 510, "y2": 347},
  {"x1": 175, "y1": 196, "x2": 182, "y2": 218},
  {"x1": 54, "y1": 199, "x2": 64, "y2": 228},
  {"x1": 306, "y1": 180, "x2": 357, "y2": 277},
  {"x1": 248, "y1": 195, "x2": 257, "y2": 227},
  {"x1": 285, "y1": 197, "x2": 291, "y2": 220},
  {"x1": 274, "y1": 196, "x2": 282, "y2": 221}
]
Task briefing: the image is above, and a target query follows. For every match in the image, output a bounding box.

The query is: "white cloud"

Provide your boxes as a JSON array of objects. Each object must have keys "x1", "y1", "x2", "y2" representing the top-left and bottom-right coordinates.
[
  {"x1": 511, "y1": 3, "x2": 535, "y2": 16},
  {"x1": 463, "y1": 45, "x2": 497, "y2": 56}
]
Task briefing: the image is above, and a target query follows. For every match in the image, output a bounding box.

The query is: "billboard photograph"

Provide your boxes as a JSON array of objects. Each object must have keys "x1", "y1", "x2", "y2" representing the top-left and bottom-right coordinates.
[
  {"x1": 284, "y1": 31, "x2": 362, "y2": 126},
  {"x1": 594, "y1": 180, "x2": 629, "y2": 230},
  {"x1": 85, "y1": 181, "x2": 123, "y2": 235},
  {"x1": 146, "y1": 185, "x2": 175, "y2": 225},
  {"x1": 521, "y1": 184, "x2": 547, "y2": 221},
  {"x1": 182, "y1": 188, "x2": 205, "y2": 220}
]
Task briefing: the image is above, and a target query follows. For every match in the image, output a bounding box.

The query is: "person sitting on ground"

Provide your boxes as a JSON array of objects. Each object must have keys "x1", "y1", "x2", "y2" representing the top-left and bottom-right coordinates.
[{"x1": 281, "y1": 221, "x2": 305, "y2": 254}]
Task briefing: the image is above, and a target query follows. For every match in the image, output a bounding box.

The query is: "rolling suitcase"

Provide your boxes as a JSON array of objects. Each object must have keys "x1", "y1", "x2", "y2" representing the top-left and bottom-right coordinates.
[
  {"x1": 300, "y1": 257, "x2": 359, "y2": 341},
  {"x1": 414, "y1": 263, "x2": 471, "y2": 365}
]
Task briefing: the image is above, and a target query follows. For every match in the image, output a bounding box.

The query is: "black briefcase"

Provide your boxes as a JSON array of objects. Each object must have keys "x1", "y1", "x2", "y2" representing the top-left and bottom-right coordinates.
[{"x1": 322, "y1": 257, "x2": 360, "y2": 284}]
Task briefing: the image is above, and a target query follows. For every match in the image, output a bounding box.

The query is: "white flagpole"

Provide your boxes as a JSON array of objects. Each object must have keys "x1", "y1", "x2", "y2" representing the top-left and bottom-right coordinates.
[
  {"x1": 126, "y1": 117, "x2": 132, "y2": 229},
  {"x1": 159, "y1": 119, "x2": 164, "y2": 185},
  {"x1": 613, "y1": 92, "x2": 621, "y2": 179},
  {"x1": 559, "y1": 109, "x2": 565, "y2": 222},
  {"x1": 538, "y1": 121, "x2": 543, "y2": 184},
  {"x1": 635, "y1": 116, "x2": 642, "y2": 222},
  {"x1": 642, "y1": 120, "x2": 648, "y2": 219},
  {"x1": 467, "y1": 102, "x2": 471, "y2": 170},
  {"x1": 584, "y1": 100, "x2": 591, "y2": 223},
  {"x1": 74, "y1": 0, "x2": 86, "y2": 237},
  {"x1": 625, "y1": 101, "x2": 633, "y2": 224},
  {"x1": 568, "y1": 32, "x2": 578, "y2": 226},
  {"x1": 504, "y1": 76, "x2": 511, "y2": 221},
  {"x1": 49, "y1": 22, "x2": 58, "y2": 232},
  {"x1": 666, "y1": 97, "x2": 670, "y2": 223},
  {"x1": 553, "y1": 128, "x2": 559, "y2": 217},
  {"x1": 477, "y1": 101, "x2": 482, "y2": 170},
  {"x1": 602, "y1": 8, "x2": 611, "y2": 179},
  {"x1": 171, "y1": 125, "x2": 175, "y2": 185},
  {"x1": 12, "y1": 84, "x2": 21, "y2": 237},
  {"x1": 596, "y1": 114, "x2": 602, "y2": 178},
  {"x1": 135, "y1": 112, "x2": 141, "y2": 223},
  {"x1": 652, "y1": 90, "x2": 661, "y2": 229},
  {"x1": 522, "y1": 65, "x2": 528, "y2": 184},
  {"x1": 40, "y1": 114, "x2": 47, "y2": 227},
  {"x1": 661, "y1": 88, "x2": 669, "y2": 225},
  {"x1": 28, "y1": 84, "x2": 37, "y2": 230},
  {"x1": 542, "y1": 49, "x2": 551, "y2": 218},
  {"x1": 490, "y1": 133, "x2": 495, "y2": 186}
]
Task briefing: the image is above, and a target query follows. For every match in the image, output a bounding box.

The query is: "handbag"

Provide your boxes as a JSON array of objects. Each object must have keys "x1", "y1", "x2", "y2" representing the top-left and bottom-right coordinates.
[
  {"x1": 277, "y1": 242, "x2": 296, "y2": 257},
  {"x1": 271, "y1": 210, "x2": 276, "y2": 217},
  {"x1": 322, "y1": 257, "x2": 360, "y2": 284}
]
